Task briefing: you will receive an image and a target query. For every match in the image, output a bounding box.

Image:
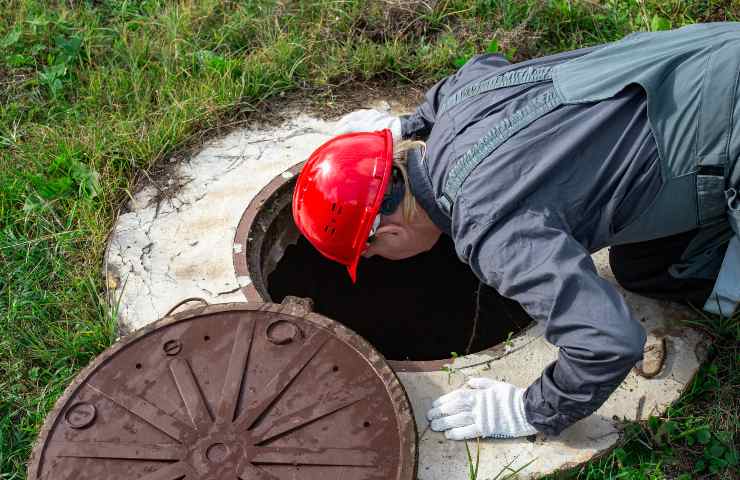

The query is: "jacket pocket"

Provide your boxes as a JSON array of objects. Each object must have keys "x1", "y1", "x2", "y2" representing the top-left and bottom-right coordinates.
[{"x1": 697, "y1": 170, "x2": 728, "y2": 225}]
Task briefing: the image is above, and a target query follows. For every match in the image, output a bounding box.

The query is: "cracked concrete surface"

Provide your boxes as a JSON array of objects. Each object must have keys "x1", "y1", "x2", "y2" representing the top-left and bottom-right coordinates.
[
  {"x1": 106, "y1": 102, "x2": 708, "y2": 478},
  {"x1": 106, "y1": 112, "x2": 340, "y2": 332}
]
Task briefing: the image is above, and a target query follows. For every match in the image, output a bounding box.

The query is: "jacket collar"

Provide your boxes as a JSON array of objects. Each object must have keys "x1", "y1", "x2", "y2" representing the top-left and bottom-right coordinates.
[{"x1": 407, "y1": 147, "x2": 452, "y2": 235}]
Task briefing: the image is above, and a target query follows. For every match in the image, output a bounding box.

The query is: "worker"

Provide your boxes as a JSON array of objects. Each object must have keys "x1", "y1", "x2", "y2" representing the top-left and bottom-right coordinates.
[{"x1": 292, "y1": 23, "x2": 740, "y2": 440}]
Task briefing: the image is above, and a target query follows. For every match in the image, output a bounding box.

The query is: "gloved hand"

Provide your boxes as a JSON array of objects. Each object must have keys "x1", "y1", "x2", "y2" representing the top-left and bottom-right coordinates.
[
  {"x1": 426, "y1": 378, "x2": 538, "y2": 440},
  {"x1": 334, "y1": 109, "x2": 402, "y2": 142}
]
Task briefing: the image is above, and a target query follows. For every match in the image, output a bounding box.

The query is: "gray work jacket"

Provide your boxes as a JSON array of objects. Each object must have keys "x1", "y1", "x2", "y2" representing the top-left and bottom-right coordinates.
[{"x1": 401, "y1": 24, "x2": 740, "y2": 435}]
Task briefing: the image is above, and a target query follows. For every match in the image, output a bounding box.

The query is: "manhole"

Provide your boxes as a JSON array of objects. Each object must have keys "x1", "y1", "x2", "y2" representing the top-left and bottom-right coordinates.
[
  {"x1": 233, "y1": 166, "x2": 534, "y2": 369},
  {"x1": 28, "y1": 301, "x2": 417, "y2": 480}
]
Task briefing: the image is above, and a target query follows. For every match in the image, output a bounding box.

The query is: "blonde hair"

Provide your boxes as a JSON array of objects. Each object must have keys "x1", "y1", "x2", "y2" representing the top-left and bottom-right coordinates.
[{"x1": 392, "y1": 140, "x2": 426, "y2": 223}]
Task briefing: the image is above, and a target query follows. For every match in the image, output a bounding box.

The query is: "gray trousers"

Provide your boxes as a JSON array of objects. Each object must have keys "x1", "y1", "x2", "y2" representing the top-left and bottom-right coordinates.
[{"x1": 609, "y1": 229, "x2": 727, "y2": 306}]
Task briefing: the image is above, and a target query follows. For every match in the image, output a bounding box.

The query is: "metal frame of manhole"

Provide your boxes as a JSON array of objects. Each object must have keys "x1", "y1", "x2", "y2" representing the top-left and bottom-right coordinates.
[
  {"x1": 233, "y1": 164, "x2": 544, "y2": 373},
  {"x1": 28, "y1": 301, "x2": 417, "y2": 480}
]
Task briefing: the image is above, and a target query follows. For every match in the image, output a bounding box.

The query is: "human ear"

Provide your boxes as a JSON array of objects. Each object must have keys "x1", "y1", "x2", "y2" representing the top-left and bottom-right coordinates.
[
  {"x1": 374, "y1": 224, "x2": 405, "y2": 237},
  {"x1": 362, "y1": 224, "x2": 407, "y2": 259}
]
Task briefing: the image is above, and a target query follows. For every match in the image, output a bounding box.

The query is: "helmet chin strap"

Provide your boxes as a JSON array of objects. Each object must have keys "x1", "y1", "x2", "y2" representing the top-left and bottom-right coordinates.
[{"x1": 380, "y1": 167, "x2": 405, "y2": 215}]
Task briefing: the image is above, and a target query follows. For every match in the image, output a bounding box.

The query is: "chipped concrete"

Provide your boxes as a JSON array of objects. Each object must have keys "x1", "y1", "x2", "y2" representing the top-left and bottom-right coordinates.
[
  {"x1": 106, "y1": 101, "x2": 708, "y2": 478},
  {"x1": 636, "y1": 333, "x2": 667, "y2": 378}
]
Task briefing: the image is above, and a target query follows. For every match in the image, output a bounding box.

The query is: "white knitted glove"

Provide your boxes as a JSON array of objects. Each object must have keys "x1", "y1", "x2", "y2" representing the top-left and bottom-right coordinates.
[
  {"x1": 426, "y1": 378, "x2": 538, "y2": 440},
  {"x1": 334, "y1": 109, "x2": 402, "y2": 142}
]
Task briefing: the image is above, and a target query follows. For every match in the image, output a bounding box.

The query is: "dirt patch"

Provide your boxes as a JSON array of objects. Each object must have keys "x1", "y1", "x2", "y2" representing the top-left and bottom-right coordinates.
[
  {"x1": 128, "y1": 80, "x2": 425, "y2": 216},
  {"x1": 0, "y1": 66, "x2": 33, "y2": 104}
]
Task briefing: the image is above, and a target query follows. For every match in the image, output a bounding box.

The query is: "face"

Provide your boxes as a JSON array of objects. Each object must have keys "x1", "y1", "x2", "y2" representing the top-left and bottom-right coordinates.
[{"x1": 362, "y1": 201, "x2": 441, "y2": 260}]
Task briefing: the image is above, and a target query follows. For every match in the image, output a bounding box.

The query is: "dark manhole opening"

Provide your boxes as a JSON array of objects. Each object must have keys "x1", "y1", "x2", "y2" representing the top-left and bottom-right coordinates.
[{"x1": 241, "y1": 173, "x2": 533, "y2": 362}]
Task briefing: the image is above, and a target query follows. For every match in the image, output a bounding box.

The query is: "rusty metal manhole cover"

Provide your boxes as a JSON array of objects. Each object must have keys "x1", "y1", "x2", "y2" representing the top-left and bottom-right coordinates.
[{"x1": 29, "y1": 302, "x2": 417, "y2": 480}]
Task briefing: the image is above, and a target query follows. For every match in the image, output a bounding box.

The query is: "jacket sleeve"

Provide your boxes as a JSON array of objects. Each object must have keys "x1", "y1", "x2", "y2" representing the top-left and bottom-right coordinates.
[
  {"x1": 399, "y1": 75, "x2": 447, "y2": 140},
  {"x1": 455, "y1": 208, "x2": 646, "y2": 436},
  {"x1": 400, "y1": 54, "x2": 512, "y2": 140}
]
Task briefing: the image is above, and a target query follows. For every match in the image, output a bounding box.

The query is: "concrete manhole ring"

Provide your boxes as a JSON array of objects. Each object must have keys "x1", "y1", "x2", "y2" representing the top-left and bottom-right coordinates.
[
  {"x1": 104, "y1": 104, "x2": 709, "y2": 478},
  {"x1": 28, "y1": 302, "x2": 417, "y2": 480}
]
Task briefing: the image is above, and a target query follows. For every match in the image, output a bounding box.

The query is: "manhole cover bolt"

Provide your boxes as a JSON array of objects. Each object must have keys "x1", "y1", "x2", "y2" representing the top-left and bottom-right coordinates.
[
  {"x1": 206, "y1": 443, "x2": 229, "y2": 463},
  {"x1": 266, "y1": 320, "x2": 302, "y2": 345},
  {"x1": 64, "y1": 402, "x2": 97, "y2": 429},
  {"x1": 163, "y1": 339, "x2": 183, "y2": 356}
]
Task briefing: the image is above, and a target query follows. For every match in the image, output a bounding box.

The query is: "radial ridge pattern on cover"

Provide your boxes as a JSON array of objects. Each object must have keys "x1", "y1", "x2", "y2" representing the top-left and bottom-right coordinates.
[{"x1": 28, "y1": 304, "x2": 416, "y2": 480}]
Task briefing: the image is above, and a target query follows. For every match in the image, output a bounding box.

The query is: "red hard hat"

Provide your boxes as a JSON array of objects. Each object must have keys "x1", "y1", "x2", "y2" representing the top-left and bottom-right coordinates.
[{"x1": 293, "y1": 129, "x2": 394, "y2": 283}]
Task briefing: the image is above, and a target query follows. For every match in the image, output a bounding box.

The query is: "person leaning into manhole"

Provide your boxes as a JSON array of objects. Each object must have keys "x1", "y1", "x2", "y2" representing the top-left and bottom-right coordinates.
[{"x1": 292, "y1": 23, "x2": 740, "y2": 440}]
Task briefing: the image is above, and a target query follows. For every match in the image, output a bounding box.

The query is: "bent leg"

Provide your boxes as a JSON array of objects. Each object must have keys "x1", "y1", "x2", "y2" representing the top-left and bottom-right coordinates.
[{"x1": 608, "y1": 229, "x2": 725, "y2": 306}]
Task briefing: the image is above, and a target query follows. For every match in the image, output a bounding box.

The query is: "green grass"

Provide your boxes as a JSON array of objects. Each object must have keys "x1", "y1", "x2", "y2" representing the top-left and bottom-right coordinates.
[{"x1": 0, "y1": 1, "x2": 738, "y2": 479}]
